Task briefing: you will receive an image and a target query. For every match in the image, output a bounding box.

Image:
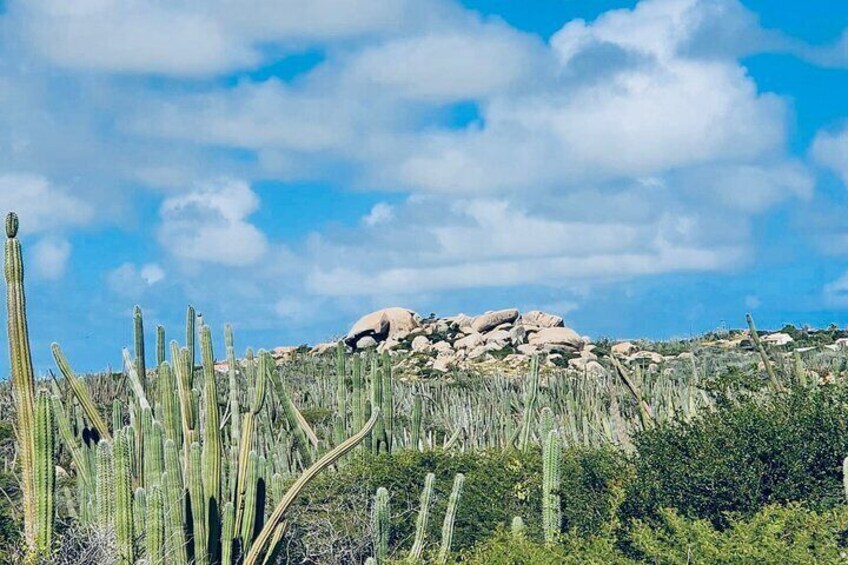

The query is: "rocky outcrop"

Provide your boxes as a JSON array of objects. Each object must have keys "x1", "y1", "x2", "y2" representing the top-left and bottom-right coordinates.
[
  {"x1": 346, "y1": 307, "x2": 421, "y2": 347},
  {"x1": 471, "y1": 309, "x2": 520, "y2": 333},
  {"x1": 522, "y1": 310, "x2": 564, "y2": 328}
]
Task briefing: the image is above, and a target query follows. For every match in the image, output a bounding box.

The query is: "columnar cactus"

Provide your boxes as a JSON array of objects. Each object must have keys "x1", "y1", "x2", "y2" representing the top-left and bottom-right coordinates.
[
  {"x1": 4, "y1": 213, "x2": 39, "y2": 555},
  {"x1": 34, "y1": 390, "x2": 55, "y2": 557},
  {"x1": 542, "y1": 430, "x2": 561, "y2": 545},
  {"x1": 518, "y1": 356, "x2": 539, "y2": 450},
  {"x1": 411, "y1": 395, "x2": 423, "y2": 452},
  {"x1": 52, "y1": 343, "x2": 112, "y2": 441},
  {"x1": 188, "y1": 442, "x2": 208, "y2": 565},
  {"x1": 145, "y1": 484, "x2": 165, "y2": 565},
  {"x1": 220, "y1": 501, "x2": 235, "y2": 565},
  {"x1": 225, "y1": 324, "x2": 240, "y2": 460},
  {"x1": 352, "y1": 354, "x2": 364, "y2": 438},
  {"x1": 200, "y1": 325, "x2": 222, "y2": 561},
  {"x1": 370, "y1": 357, "x2": 384, "y2": 454},
  {"x1": 371, "y1": 487, "x2": 390, "y2": 564},
  {"x1": 162, "y1": 439, "x2": 188, "y2": 565},
  {"x1": 240, "y1": 450, "x2": 260, "y2": 554},
  {"x1": 407, "y1": 473, "x2": 435, "y2": 562},
  {"x1": 133, "y1": 487, "x2": 146, "y2": 549},
  {"x1": 157, "y1": 361, "x2": 182, "y2": 447},
  {"x1": 51, "y1": 393, "x2": 89, "y2": 485},
  {"x1": 114, "y1": 429, "x2": 135, "y2": 564},
  {"x1": 156, "y1": 325, "x2": 166, "y2": 366},
  {"x1": 134, "y1": 305, "x2": 147, "y2": 394},
  {"x1": 437, "y1": 473, "x2": 465, "y2": 565},
  {"x1": 186, "y1": 305, "x2": 196, "y2": 379},
  {"x1": 381, "y1": 352, "x2": 394, "y2": 452},
  {"x1": 97, "y1": 440, "x2": 115, "y2": 529},
  {"x1": 334, "y1": 341, "x2": 347, "y2": 446}
]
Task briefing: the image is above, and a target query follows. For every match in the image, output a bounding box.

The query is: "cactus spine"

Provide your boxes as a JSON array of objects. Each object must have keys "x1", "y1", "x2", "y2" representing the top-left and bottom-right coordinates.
[
  {"x1": 407, "y1": 473, "x2": 435, "y2": 562},
  {"x1": 372, "y1": 487, "x2": 390, "y2": 564},
  {"x1": 542, "y1": 430, "x2": 561, "y2": 545},
  {"x1": 437, "y1": 473, "x2": 465, "y2": 565},
  {"x1": 34, "y1": 390, "x2": 55, "y2": 557}
]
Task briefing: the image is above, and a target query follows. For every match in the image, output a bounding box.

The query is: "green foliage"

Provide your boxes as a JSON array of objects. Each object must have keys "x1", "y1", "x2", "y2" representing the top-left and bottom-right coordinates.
[
  {"x1": 625, "y1": 384, "x2": 848, "y2": 528},
  {"x1": 629, "y1": 503, "x2": 848, "y2": 564}
]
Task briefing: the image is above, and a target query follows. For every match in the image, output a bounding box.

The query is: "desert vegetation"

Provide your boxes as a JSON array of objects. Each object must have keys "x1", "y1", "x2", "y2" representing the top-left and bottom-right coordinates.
[{"x1": 5, "y1": 211, "x2": 848, "y2": 564}]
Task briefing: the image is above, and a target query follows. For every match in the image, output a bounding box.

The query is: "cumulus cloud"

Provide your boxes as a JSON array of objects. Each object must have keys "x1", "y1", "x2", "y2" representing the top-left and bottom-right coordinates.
[
  {"x1": 0, "y1": 174, "x2": 93, "y2": 233},
  {"x1": 812, "y1": 126, "x2": 848, "y2": 186},
  {"x1": 31, "y1": 237, "x2": 71, "y2": 279},
  {"x1": 107, "y1": 262, "x2": 166, "y2": 297},
  {"x1": 157, "y1": 180, "x2": 268, "y2": 266}
]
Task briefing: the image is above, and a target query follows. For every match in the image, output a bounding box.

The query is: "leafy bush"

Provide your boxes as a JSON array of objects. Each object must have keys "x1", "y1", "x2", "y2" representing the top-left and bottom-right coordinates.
[
  {"x1": 630, "y1": 503, "x2": 848, "y2": 564},
  {"x1": 288, "y1": 446, "x2": 629, "y2": 562},
  {"x1": 624, "y1": 384, "x2": 848, "y2": 527}
]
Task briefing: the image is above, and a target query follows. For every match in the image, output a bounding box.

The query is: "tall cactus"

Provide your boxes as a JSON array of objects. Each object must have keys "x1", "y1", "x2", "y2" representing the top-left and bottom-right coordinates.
[
  {"x1": 371, "y1": 487, "x2": 390, "y2": 564},
  {"x1": 518, "y1": 356, "x2": 539, "y2": 450},
  {"x1": 156, "y1": 325, "x2": 166, "y2": 366},
  {"x1": 334, "y1": 341, "x2": 347, "y2": 446},
  {"x1": 187, "y1": 442, "x2": 208, "y2": 565},
  {"x1": 6, "y1": 212, "x2": 44, "y2": 557},
  {"x1": 437, "y1": 473, "x2": 465, "y2": 565},
  {"x1": 381, "y1": 352, "x2": 394, "y2": 452},
  {"x1": 411, "y1": 395, "x2": 423, "y2": 452},
  {"x1": 542, "y1": 430, "x2": 561, "y2": 545},
  {"x1": 186, "y1": 305, "x2": 196, "y2": 380},
  {"x1": 146, "y1": 484, "x2": 165, "y2": 565},
  {"x1": 225, "y1": 324, "x2": 240, "y2": 461},
  {"x1": 200, "y1": 325, "x2": 222, "y2": 562},
  {"x1": 134, "y1": 305, "x2": 147, "y2": 394},
  {"x1": 114, "y1": 429, "x2": 135, "y2": 564},
  {"x1": 162, "y1": 439, "x2": 188, "y2": 565},
  {"x1": 96, "y1": 440, "x2": 115, "y2": 530},
  {"x1": 407, "y1": 473, "x2": 435, "y2": 562},
  {"x1": 34, "y1": 390, "x2": 55, "y2": 558}
]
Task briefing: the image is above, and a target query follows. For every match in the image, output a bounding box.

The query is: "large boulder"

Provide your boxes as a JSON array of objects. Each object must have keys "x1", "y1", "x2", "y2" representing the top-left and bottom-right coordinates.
[
  {"x1": 611, "y1": 341, "x2": 638, "y2": 356},
  {"x1": 471, "y1": 309, "x2": 520, "y2": 333},
  {"x1": 522, "y1": 310, "x2": 564, "y2": 328},
  {"x1": 528, "y1": 326, "x2": 583, "y2": 349},
  {"x1": 454, "y1": 332, "x2": 484, "y2": 350},
  {"x1": 346, "y1": 307, "x2": 420, "y2": 347},
  {"x1": 762, "y1": 332, "x2": 793, "y2": 346}
]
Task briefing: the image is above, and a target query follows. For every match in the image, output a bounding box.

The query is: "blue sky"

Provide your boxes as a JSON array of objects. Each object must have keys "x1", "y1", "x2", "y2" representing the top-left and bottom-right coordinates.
[{"x1": 2, "y1": 0, "x2": 848, "y2": 374}]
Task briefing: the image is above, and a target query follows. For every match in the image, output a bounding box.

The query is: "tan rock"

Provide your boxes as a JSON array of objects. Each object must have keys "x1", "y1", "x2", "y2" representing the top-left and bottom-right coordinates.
[
  {"x1": 311, "y1": 342, "x2": 337, "y2": 355},
  {"x1": 522, "y1": 310, "x2": 564, "y2": 328},
  {"x1": 517, "y1": 344, "x2": 538, "y2": 356},
  {"x1": 762, "y1": 332, "x2": 793, "y2": 346},
  {"x1": 528, "y1": 326, "x2": 583, "y2": 349},
  {"x1": 629, "y1": 351, "x2": 664, "y2": 364},
  {"x1": 346, "y1": 307, "x2": 420, "y2": 346},
  {"x1": 611, "y1": 341, "x2": 637, "y2": 356},
  {"x1": 483, "y1": 329, "x2": 511, "y2": 345},
  {"x1": 432, "y1": 341, "x2": 454, "y2": 355},
  {"x1": 454, "y1": 333, "x2": 484, "y2": 350},
  {"x1": 509, "y1": 325, "x2": 527, "y2": 345},
  {"x1": 411, "y1": 335, "x2": 430, "y2": 352},
  {"x1": 356, "y1": 336, "x2": 378, "y2": 349},
  {"x1": 471, "y1": 309, "x2": 520, "y2": 333}
]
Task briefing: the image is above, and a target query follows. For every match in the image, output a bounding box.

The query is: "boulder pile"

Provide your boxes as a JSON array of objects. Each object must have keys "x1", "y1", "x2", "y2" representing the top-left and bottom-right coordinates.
[{"x1": 328, "y1": 307, "x2": 598, "y2": 374}]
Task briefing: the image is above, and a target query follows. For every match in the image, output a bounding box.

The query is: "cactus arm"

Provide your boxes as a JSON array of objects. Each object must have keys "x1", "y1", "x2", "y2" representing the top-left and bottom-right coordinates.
[
  {"x1": 243, "y1": 409, "x2": 380, "y2": 565},
  {"x1": 51, "y1": 343, "x2": 112, "y2": 441}
]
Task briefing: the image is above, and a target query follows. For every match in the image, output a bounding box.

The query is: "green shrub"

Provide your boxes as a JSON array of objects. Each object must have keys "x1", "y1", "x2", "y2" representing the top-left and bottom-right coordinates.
[
  {"x1": 624, "y1": 384, "x2": 848, "y2": 527},
  {"x1": 288, "y1": 447, "x2": 630, "y2": 562},
  {"x1": 630, "y1": 503, "x2": 848, "y2": 564}
]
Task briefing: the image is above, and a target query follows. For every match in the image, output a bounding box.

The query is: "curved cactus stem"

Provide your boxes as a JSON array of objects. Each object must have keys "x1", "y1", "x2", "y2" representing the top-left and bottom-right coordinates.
[
  {"x1": 243, "y1": 409, "x2": 380, "y2": 565},
  {"x1": 407, "y1": 473, "x2": 434, "y2": 562},
  {"x1": 52, "y1": 343, "x2": 112, "y2": 441}
]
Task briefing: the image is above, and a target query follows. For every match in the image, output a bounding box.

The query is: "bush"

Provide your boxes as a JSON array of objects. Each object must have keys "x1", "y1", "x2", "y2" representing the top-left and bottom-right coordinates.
[
  {"x1": 286, "y1": 446, "x2": 630, "y2": 563},
  {"x1": 630, "y1": 503, "x2": 848, "y2": 564},
  {"x1": 624, "y1": 384, "x2": 848, "y2": 527}
]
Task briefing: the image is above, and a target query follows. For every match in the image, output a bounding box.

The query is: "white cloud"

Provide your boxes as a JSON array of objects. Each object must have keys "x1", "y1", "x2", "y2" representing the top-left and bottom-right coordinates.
[
  {"x1": 106, "y1": 262, "x2": 165, "y2": 297},
  {"x1": 140, "y1": 263, "x2": 165, "y2": 285},
  {"x1": 31, "y1": 237, "x2": 71, "y2": 279},
  {"x1": 812, "y1": 126, "x2": 848, "y2": 186},
  {"x1": 363, "y1": 203, "x2": 395, "y2": 226},
  {"x1": 157, "y1": 180, "x2": 268, "y2": 266},
  {"x1": 0, "y1": 174, "x2": 93, "y2": 233}
]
